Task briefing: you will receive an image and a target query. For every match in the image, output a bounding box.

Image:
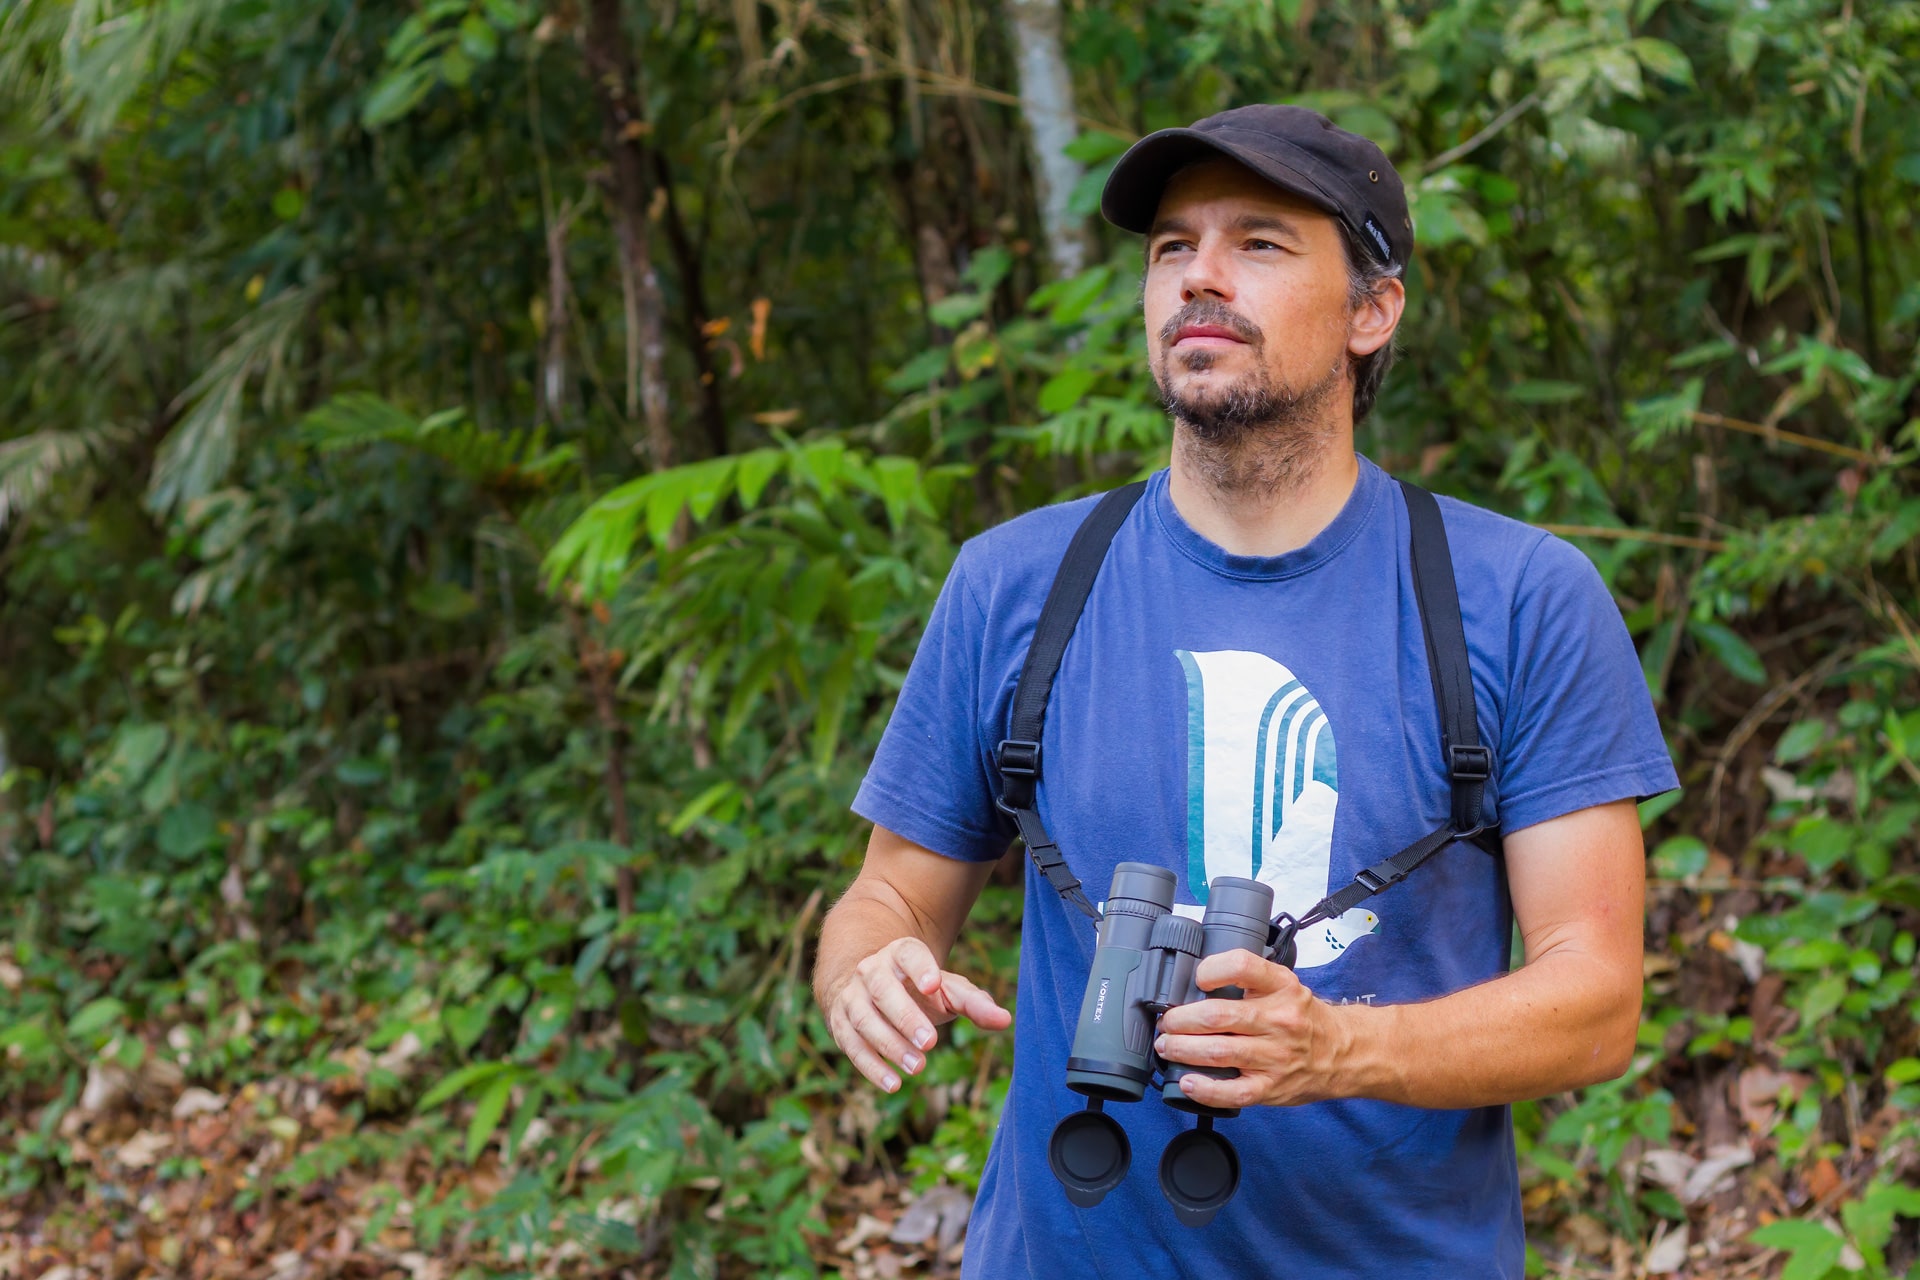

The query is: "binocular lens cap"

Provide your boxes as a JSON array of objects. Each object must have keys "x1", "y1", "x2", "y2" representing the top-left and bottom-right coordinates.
[
  {"x1": 1047, "y1": 1110, "x2": 1131, "y2": 1207},
  {"x1": 1157, "y1": 1127, "x2": 1240, "y2": 1227}
]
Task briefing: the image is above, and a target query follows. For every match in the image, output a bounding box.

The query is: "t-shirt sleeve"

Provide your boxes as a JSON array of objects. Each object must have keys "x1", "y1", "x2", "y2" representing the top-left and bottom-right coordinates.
[
  {"x1": 852, "y1": 547, "x2": 1013, "y2": 862},
  {"x1": 1494, "y1": 535, "x2": 1680, "y2": 834}
]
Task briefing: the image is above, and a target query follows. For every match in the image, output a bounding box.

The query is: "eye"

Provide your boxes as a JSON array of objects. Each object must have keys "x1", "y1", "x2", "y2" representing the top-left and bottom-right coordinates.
[
  {"x1": 1245, "y1": 238, "x2": 1280, "y2": 252},
  {"x1": 1153, "y1": 239, "x2": 1193, "y2": 259}
]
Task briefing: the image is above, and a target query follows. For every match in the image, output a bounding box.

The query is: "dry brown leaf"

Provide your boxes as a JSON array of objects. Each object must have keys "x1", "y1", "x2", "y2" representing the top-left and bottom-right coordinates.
[
  {"x1": 172, "y1": 1087, "x2": 227, "y2": 1119},
  {"x1": 1805, "y1": 1157, "x2": 1842, "y2": 1203},
  {"x1": 1644, "y1": 1221, "x2": 1689, "y2": 1274},
  {"x1": 115, "y1": 1129, "x2": 171, "y2": 1168}
]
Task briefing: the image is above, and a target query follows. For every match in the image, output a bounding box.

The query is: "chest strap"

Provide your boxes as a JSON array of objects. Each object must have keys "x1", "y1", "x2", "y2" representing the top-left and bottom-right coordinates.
[{"x1": 993, "y1": 477, "x2": 1496, "y2": 931}]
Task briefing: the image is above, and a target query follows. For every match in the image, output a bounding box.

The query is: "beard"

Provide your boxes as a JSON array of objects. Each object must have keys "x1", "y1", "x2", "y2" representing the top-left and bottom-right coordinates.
[{"x1": 1150, "y1": 299, "x2": 1347, "y2": 495}]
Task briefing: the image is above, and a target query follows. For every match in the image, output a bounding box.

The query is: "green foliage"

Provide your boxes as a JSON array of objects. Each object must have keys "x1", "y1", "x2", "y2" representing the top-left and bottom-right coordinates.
[{"x1": 4, "y1": 0, "x2": 1920, "y2": 1274}]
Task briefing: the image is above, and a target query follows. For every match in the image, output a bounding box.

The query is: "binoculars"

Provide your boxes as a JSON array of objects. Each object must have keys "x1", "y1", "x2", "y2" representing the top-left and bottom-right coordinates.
[{"x1": 1047, "y1": 863, "x2": 1295, "y2": 1226}]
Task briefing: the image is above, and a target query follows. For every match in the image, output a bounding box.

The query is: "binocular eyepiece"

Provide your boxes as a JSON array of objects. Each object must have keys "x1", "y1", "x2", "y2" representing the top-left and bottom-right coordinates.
[{"x1": 1047, "y1": 862, "x2": 1285, "y2": 1226}]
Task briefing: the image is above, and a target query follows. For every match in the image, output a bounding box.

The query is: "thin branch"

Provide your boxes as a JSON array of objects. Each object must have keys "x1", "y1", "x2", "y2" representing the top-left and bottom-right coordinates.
[
  {"x1": 1691, "y1": 411, "x2": 1884, "y2": 466},
  {"x1": 1537, "y1": 524, "x2": 1728, "y2": 552},
  {"x1": 729, "y1": 65, "x2": 1126, "y2": 159},
  {"x1": 1421, "y1": 90, "x2": 1541, "y2": 176}
]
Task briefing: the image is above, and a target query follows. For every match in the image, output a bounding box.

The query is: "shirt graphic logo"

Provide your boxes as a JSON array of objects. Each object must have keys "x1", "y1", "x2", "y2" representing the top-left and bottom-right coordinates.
[{"x1": 1175, "y1": 650, "x2": 1377, "y2": 970}]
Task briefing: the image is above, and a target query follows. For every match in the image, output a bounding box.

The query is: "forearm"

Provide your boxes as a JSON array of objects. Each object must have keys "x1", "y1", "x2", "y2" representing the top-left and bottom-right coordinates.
[{"x1": 1327, "y1": 946, "x2": 1641, "y2": 1109}]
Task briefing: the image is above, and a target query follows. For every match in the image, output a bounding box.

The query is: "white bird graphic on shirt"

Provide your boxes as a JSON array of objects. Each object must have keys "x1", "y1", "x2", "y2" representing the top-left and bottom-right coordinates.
[{"x1": 1173, "y1": 649, "x2": 1377, "y2": 970}]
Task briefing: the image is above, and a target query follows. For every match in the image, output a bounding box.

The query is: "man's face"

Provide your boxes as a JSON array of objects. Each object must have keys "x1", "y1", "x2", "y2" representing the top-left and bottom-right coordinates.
[{"x1": 1143, "y1": 158, "x2": 1375, "y2": 440}]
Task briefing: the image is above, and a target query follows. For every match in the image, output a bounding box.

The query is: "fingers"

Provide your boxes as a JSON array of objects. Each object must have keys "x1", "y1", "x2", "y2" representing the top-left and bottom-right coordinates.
[
  {"x1": 1153, "y1": 1031, "x2": 1248, "y2": 1069},
  {"x1": 1172, "y1": 1070, "x2": 1261, "y2": 1111},
  {"x1": 826, "y1": 940, "x2": 1008, "y2": 1094},
  {"x1": 1156, "y1": 995, "x2": 1255, "y2": 1037},
  {"x1": 868, "y1": 968, "x2": 939, "y2": 1057},
  {"x1": 939, "y1": 971, "x2": 1013, "y2": 1029},
  {"x1": 827, "y1": 1003, "x2": 906, "y2": 1092},
  {"x1": 887, "y1": 936, "x2": 946, "y2": 998},
  {"x1": 1195, "y1": 948, "x2": 1295, "y2": 996}
]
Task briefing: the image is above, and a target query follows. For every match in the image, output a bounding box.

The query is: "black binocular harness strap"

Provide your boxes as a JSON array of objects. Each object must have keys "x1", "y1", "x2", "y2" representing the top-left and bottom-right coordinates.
[
  {"x1": 992, "y1": 477, "x2": 1495, "y2": 931},
  {"x1": 995, "y1": 480, "x2": 1149, "y2": 920}
]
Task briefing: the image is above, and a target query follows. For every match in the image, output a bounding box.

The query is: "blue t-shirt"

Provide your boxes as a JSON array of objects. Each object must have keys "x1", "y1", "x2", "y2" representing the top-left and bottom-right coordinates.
[{"x1": 853, "y1": 457, "x2": 1678, "y2": 1279}]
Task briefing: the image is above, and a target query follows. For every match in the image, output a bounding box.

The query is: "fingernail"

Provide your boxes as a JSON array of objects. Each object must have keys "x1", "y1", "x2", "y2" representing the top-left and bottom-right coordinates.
[
  {"x1": 1153, "y1": 1036, "x2": 1167, "y2": 1054},
  {"x1": 914, "y1": 1028, "x2": 935, "y2": 1049},
  {"x1": 882, "y1": 1073, "x2": 900, "y2": 1091},
  {"x1": 1180, "y1": 1076, "x2": 1196, "y2": 1092},
  {"x1": 903, "y1": 1052, "x2": 923, "y2": 1073}
]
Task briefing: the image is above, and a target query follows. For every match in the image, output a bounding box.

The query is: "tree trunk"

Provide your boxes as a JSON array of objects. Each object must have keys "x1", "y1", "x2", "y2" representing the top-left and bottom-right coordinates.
[
  {"x1": 582, "y1": 0, "x2": 674, "y2": 470},
  {"x1": 1004, "y1": 0, "x2": 1089, "y2": 277},
  {"x1": 653, "y1": 149, "x2": 731, "y2": 457}
]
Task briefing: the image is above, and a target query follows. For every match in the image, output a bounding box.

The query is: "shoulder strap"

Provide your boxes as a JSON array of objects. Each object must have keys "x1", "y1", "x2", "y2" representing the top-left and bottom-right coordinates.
[
  {"x1": 1400, "y1": 480, "x2": 1491, "y2": 834},
  {"x1": 995, "y1": 481, "x2": 1149, "y2": 920},
  {"x1": 1281, "y1": 480, "x2": 1496, "y2": 938}
]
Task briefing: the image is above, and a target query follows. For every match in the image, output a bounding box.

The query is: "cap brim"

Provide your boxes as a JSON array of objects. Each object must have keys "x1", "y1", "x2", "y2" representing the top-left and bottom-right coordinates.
[{"x1": 1099, "y1": 129, "x2": 1343, "y2": 235}]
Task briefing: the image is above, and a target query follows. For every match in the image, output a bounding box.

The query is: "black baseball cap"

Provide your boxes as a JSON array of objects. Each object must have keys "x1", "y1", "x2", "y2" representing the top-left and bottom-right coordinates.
[{"x1": 1100, "y1": 104, "x2": 1413, "y2": 268}]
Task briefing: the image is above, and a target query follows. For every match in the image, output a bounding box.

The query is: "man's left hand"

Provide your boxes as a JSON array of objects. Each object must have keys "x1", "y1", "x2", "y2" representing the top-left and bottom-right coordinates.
[{"x1": 1152, "y1": 948, "x2": 1348, "y2": 1109}]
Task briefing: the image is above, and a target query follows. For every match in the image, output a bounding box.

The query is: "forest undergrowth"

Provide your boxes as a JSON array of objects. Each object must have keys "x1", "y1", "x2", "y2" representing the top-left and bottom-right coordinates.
[{"x1": 5, "y1": 1, "x2": 1920, "y2": 1277}]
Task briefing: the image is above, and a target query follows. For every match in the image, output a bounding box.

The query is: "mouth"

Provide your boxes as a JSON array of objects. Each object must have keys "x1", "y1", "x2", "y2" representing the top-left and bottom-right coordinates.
[{"x1": 1170, "y1": 324, "x2": 1248, "y2": 348}]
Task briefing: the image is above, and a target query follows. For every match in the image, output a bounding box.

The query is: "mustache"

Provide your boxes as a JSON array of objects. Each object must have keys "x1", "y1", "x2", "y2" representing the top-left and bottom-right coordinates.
[{"x1": 1158, "y1": 299, "x2": 1263, "y2": 347}]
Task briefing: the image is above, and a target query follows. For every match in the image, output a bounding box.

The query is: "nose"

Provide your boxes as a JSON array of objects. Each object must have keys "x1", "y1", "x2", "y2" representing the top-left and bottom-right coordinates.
[{"x1": 1179, "y1": 236, "x2": 1234, "y2": 305}]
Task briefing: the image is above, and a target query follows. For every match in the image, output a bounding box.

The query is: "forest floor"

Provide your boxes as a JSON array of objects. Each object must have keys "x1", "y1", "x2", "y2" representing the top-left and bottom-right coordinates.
[{"x1": 0, "y1": 1036, "x2": 1827, "y2": 1280}]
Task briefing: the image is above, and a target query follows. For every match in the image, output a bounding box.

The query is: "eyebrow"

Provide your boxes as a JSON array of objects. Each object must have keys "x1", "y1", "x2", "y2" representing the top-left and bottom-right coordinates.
[{"x1": 1148, "y1": 212, "x2": 1309, "y2": 242}]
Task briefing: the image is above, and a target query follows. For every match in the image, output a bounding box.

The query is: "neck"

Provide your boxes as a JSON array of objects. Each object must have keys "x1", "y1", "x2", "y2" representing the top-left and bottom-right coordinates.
[{"x1": 1167, "y1": 423, "x2": 1358, "y2": 557}]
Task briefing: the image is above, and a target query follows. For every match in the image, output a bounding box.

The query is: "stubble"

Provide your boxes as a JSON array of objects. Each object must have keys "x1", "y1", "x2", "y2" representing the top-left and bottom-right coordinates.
[{"x1": 1150, "y1": 298, "x2": 1348, "y2": 499}]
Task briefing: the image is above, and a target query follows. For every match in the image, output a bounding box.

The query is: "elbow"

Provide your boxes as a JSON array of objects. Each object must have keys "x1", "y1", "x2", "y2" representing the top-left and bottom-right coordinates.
[{"x1": 1579, "y1": 981, "x2": 1644, "y2": 1086}]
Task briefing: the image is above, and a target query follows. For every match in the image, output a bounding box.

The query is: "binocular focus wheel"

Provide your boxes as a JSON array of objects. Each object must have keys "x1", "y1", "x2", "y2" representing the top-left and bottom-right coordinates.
[
  {"x1": 1157, "y1": 1126, "x2": 1240, "y2": 1228},
  {"x1": 1047, "y1": 1109, "x2": 1131, "y2": 1208}
]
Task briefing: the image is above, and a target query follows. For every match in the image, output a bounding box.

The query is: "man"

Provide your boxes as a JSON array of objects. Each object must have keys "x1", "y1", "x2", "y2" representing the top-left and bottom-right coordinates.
[{"x1": 813, "y1": 105, "x2": 1678, "y2": 1277}]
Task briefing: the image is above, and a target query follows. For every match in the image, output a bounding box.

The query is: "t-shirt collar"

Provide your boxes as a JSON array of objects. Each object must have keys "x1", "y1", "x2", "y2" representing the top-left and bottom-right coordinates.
[{"x1": 1148, "y1": 452, "x2": 1385, "y2": 581}]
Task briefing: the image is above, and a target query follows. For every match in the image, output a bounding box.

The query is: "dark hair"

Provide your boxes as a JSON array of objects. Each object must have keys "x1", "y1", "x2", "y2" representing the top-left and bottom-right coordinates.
[{"x1": 1336, "y1": 226, "x2": 1403, "y2": 424}]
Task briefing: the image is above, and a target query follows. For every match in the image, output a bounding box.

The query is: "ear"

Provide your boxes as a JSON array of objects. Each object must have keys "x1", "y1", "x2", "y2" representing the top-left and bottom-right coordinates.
[{"x1": 1347, "y1": 277, "x2": 1405, "y2": 359}]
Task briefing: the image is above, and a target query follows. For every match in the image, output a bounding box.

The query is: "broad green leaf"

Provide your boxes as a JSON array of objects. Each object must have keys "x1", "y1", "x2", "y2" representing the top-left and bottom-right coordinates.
[
  {"x1": 407, "y1": 580, "x2": 478, "y2": 620},
  {"x1": 811, "y1": 650, "x2": 856, "y2": 770},
  {"x1": 1061, "y1": 130, "x2": 1131, "y2": 164},
  {"x1": 1651, "y1": 836, "x2": 1707, "y2": 880},
  {"x1": 1039, "y1": 367, "x2": 1098, "y2": 414},
  {"x1": 870, "y1": 455, "x2": 927, "y2": 530},
  {"x1": 157, "y1": 803, "x2": 216, "y2": 858},
  {"x1": 1630, "y1": 38, "x2": 1693, "y2": 85},
  {"x1": 362, "y1": 64, "x2": 438, "y2": 130},
  {"x1": 884, "y1": 348, "x2": 950, "y2": 392},
  {"x1": 1798, "y1": 973, "x2": 1847, "y2": 1026},
  {"x1": 963, "y1": 246, "x2": 1014, "y2": 292},
  {"x1": 465, "y1": 1073, "x2": 513, "y2": 1162},
  {"x1": 1034, "y1": 264, "x2": 1114, "y2": 325},
  {"x1": 417, "y1": 1060, "x2": 511, "y2": 1111},
  {"x1": 668, "y1": 781, "x2": 739, "y2": 836},
  {"x1": 1749, "y1": 1219, "x2": 1842, "y2": 1280},
  {"x1": 68, "y1": 997, "x2": 128, "y2": 1039},
  {"x1": 1507, "y1": 380, "x2": 1586, "y2": 405},
  {"x1": 458, "y1": 15, "x2": 499, "y2": 61},
  {"x1": 928, "y1": 292, "x2": 987, "y2": 328},
  {"x1": 1688, "y1": 620, "x2": 1766, "y2": 684},
  {"x1": 1773, "y1": 721, "x2": 1827, "y2": 764}
]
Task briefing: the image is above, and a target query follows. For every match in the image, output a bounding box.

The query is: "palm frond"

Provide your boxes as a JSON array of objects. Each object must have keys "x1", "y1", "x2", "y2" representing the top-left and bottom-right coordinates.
[
  {"x1": 47, "y1": 0, "x2": 237, "y2": 141},
  {"x1": 0, "y1": 423, "x2": 117, "y2": 528},
  {"x1": 147, "y1": 283, "x2": 315, "y2": 514},
  {"x1": 70, "y1": 259, "x2": 196, "y2": 371},
  {"x1": 299, "y1": 392, "x2": 579, "y2": 493}
]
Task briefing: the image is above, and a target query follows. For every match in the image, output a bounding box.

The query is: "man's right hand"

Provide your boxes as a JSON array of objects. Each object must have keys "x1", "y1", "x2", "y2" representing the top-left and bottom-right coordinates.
[{"x1": 823, "y1": 936, "x2": 1012, "y2": 1093}]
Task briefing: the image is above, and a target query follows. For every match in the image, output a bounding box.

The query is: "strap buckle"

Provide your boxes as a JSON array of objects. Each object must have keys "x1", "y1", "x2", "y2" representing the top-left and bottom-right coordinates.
[
  {"x1": 998, "y1": 739, "x2": 1041, "y2": 779},
  {"x1": 1447, "y1": 744, "x2": 1491, "y2": 783},
  {"x1": 1355, "y1": 855, "x2": 1414, "y2": 894}
]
